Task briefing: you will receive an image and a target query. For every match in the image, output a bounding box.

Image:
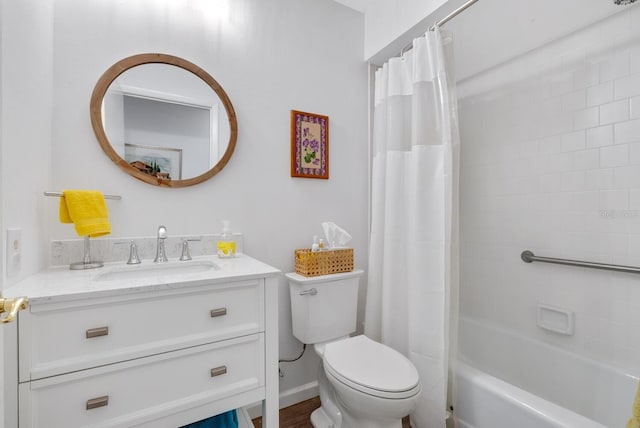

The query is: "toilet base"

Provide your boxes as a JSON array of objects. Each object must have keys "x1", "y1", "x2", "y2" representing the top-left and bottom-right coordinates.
[{"x1": 310, "y1": 406, "x2": 337, "y2": 428}]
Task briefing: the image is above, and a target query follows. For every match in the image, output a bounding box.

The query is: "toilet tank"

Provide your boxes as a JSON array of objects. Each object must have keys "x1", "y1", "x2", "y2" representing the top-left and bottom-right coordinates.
[{"x1": 286, "y1": 269, "x2": 363, "y2": 344}]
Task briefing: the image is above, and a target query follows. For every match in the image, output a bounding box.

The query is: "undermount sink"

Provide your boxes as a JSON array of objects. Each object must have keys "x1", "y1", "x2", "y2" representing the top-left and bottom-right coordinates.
[{"x1": 94, "y1": 260, "x2": 220, "y2": 282}]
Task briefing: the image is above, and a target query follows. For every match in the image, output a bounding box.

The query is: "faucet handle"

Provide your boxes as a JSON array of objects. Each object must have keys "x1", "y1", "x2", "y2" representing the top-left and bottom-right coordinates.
[
  {"x1": 180, "y1": 239, "x2": 201, "y2": 261},
  {"x1": 127, "y1": 241, "x2": 141, "y2": 264},
  {"x1": 116, "y1": 240, "x2": 141, "y2": 265}
]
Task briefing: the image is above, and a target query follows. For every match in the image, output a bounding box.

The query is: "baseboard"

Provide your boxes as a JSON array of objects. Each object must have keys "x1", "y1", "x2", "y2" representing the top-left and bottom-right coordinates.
[
  {"x1": 279, "y1": 380, "x2": 319, "y2": 409},
  {"x1": 246, "y1": 381, "x2": 319, "y2": 419}
]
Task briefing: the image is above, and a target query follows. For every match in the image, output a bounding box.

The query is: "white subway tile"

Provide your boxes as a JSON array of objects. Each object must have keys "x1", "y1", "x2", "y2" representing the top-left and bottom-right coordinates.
[
  {"x1": 539, "y1": 173, "x2": 562, "y2": 193},
  {"x1": 613, "y1": 165, "x2": 640, "y2": 187},
  {"x1": 517, "y1": 177, "x2": 538, "y2": 193},
  {"x1": 573, "y1": 107, "x2": 599, "y2": 130},
  {"x1": 548, "y1": 113, "x2": 574, "y2": 135},
  {"x1": 598, "y1": 233, "x2": 629, "y2": 257},
  {"x1": 533, "y1": 154, "x2": 551, "y2": 173},
  {"x1": 629, "y1": 143, "x2": 640, "y2": 165},
  {"x1": 572, "y1": 191, "x2": 599, "y2": 211},
  {"x1": 561, "y1": 130, "x2": 586, "y2": 152},
  {"x1": 541, "y1": 97, "x2": 562, "y2": 117},
  {"x1": 600, "y1": 52, "x2": 630, "y2": 82},
  {"x1": 550, "y1": 192, "x2": 573, "y2": 211},
  {"x1": 594, "y1": 168, "x2": 614, "y2": 190},
  {"x1": 614, "y1": 118, "x2": 640, "y2": 144},
  {"x1": 562, "y1": 90, "x2": 586, "y2": 112},
  {"x1": 551, "y1": 72, "x2": 574, "y2": 96},
  {"x1": 549, "y1": 152, "x2": 573, "y2": 173},
  {"x1": 615, "y1": 73, "x2": 640, "y2": 99},
  {"x1": 599, "y1": 189, "x2": 629, "y2": 210},
  {"x1": 600, "y1": 99, "x2": 630, "y2": 125},
  {"x1": 630, "y1": 189, "x2": 640, "y2": 210},
  {"x1": 519, "y1": 140, "x2": 539, "y2": 158},
  {"x1": 539, "y1": 135, "x2": 562, "y2": 154},
  {"x1": 573, "y1": 148, "x2": 600, "y2": 170},
  {"x1": 631, "y1": 48, "x2": 640, "y2": 75},
  {"x1": 587, "y1": 81, "x2": 614, "y2": 107},
  {"x1": 562, "y1": 171, "x2": 586, "y2": 192},
  {"x1": 631, "y1": 96, "x2": 640, "y2": 119},
  {"x1": 586, "y1": 125, "x2": 614, "y2": 148},
  {"x1": 600, "y1": 144, "x2": 629, "y2": 168},
  {"x1": 585, "y1": 169, "x2": 606, "y2": 191},
  {"x1": 573, "y1": 63, "x2": 599, "y2": 90}
]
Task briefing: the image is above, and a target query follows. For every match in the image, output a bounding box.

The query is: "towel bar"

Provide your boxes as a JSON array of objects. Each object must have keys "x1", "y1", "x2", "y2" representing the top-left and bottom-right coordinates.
[
  {"x1": 521, "y1": 250, "x2": 640, "y2": 274},
  {"x1": 45, "y1": 190, "x2": 120, "y2": 270},
  {"x1": 44, "y1": 191, "x2": 121, "y2": 200}
]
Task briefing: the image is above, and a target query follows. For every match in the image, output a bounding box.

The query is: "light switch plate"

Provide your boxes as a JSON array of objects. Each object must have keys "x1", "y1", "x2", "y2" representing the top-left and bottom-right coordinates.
[{"x1": 6, "y1": 228, "x2": 22, "y2": 276}]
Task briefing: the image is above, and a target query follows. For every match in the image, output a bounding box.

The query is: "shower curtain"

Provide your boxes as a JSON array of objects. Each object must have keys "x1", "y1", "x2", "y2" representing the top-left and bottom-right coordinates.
[{"x1": 365, "y1": 28, "x2": 459, "y2": 428}]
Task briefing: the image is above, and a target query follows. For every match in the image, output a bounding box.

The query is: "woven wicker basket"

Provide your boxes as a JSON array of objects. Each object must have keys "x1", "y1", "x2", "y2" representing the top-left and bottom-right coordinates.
[{"x1": 294, "y1": 248, "x2": 354, "y2": 277}]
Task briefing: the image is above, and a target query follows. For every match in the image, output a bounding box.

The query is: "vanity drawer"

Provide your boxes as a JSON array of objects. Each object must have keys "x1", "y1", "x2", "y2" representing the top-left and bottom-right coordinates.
[
  {"x1": 19, "y1": 333, "x2": 264, "y2": 428},
  {"x1": 20, "y1": 280, "x2": 264, "y2": 381}
]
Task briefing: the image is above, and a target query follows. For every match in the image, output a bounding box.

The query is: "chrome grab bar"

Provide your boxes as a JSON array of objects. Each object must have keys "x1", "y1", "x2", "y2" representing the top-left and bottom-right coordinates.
[{"x1": 521, "y1": 250, "x2": 640, "y2": 274}]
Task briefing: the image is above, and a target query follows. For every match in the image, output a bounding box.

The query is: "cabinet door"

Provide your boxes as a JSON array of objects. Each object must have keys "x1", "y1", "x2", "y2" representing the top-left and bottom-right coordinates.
[
  {"x1": 19, "y1": 334, "x2": 264, "y2": 428},
  {"x1": 20, "y1": 280, "x2": 264, "y2": 381}
]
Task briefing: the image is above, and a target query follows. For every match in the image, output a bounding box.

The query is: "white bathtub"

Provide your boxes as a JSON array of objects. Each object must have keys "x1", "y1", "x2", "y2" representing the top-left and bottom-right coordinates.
[{"x1": 455, "y1": 316, "x2": 639, "y2": 428}]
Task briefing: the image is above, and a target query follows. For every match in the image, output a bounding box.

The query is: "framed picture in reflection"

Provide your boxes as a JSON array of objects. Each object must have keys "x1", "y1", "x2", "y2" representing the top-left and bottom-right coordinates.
[{"x1": 124, "y1": 143, "x2": 182, "y2": 180}]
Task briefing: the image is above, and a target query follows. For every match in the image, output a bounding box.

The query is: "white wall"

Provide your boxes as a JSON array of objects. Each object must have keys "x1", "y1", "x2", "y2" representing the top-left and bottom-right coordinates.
[
  {"x1": 1, "y1": 0, "x2": 53, "y2": 425},
  {"x1": 1, "y1": 0, "x2": 52, "y2": 286},
  {"x1": 458, "y1": 5, "x2": 640, "y2": 373},
  {"x1": 6, "y1": 0, "x2": 366, "y2": 406},
  {"x1": 364, "y1": 0, "x2": 454, "y2": 64}
]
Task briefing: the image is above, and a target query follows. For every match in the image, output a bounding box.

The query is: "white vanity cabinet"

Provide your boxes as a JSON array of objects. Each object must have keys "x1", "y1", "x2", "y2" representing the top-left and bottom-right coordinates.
[{"x1": 10, "y1": 256, "x2": 280, "y2": 428}]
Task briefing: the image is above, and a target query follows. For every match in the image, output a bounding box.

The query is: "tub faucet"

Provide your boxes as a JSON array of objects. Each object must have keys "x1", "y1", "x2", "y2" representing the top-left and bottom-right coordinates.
[{"x1": 154, "y1": 225, "x2": 168, "y2": 263}]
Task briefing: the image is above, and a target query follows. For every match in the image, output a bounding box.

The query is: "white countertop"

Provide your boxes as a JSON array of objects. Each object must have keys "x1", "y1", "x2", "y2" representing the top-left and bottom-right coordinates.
[{"x1": 5, "y1": 254, "x2": 280, "y2": 305}]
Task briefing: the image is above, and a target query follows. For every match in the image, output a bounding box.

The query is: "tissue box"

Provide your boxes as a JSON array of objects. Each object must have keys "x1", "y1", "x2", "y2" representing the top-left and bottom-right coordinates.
[{"x1": 294, "y1": 248, "x2": 354, "y2": 277}]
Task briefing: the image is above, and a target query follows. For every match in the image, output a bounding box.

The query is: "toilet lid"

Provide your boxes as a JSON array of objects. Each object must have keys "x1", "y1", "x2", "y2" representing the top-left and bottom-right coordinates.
[{"x1": 323, "y1": 335, "x2": 420, "y2": 399}]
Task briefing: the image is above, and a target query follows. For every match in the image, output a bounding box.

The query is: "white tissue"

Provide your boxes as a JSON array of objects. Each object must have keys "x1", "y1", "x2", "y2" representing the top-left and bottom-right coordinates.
[{"x1": 322, "y1": 222, "x2": 352, "y2": 249}]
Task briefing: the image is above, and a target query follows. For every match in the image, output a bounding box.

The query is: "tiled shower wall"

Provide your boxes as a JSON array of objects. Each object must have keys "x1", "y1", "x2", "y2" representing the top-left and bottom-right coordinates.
[{"x1": 458, "y1": 6, "x2": 640, "y2": 372}]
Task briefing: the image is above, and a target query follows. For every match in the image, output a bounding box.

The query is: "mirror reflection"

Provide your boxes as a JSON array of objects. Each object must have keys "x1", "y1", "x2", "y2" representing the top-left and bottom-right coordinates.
[{"x1": 90, "y1": 54, "x2": 237, "y2": 187}]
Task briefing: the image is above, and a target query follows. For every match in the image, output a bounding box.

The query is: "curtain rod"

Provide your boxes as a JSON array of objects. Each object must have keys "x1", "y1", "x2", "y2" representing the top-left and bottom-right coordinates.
[
  {"x1": 399, "y1": 0, "x2": 481, "y2": 56},
  {"x1": 430, "y1": 0, "x2": 481, "y2": 30}
]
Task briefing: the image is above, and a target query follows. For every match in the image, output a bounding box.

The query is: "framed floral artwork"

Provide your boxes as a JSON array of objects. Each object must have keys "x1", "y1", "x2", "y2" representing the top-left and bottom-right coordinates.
[{"x1": 290, "y1": 110, "x2": 329, "y2": 179}]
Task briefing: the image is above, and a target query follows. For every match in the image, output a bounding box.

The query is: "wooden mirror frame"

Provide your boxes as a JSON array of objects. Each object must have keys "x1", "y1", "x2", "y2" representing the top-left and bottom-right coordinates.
[{"x1": 90, "y1": 53, "x2": 238, "y2": 188}]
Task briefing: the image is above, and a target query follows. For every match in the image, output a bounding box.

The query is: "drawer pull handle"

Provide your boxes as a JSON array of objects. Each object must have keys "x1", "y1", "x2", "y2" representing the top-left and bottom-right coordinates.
[
  {"x1": 86, "y1": 395, "x2": 109, "y2": 410},
  {"x1": 210, "y1": 308, "x2": 227, "y2": 318},
  {"x1": 86, "y1": 327, "x2": 109, "y2": 339},
  {"x1": 210, "y1": 365, "x2": 227, "y2": 377}
]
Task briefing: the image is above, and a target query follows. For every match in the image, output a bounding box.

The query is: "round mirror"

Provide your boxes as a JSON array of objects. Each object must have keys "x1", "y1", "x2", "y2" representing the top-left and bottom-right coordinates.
[{"x1": 90, "y1": 53, "x2": 237, "y2": 187}]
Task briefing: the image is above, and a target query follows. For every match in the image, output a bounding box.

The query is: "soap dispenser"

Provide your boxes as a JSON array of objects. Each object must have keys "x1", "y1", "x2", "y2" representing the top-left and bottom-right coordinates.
[{"x1": 217, "y1": 221, "x2": 236, "y2": 258}]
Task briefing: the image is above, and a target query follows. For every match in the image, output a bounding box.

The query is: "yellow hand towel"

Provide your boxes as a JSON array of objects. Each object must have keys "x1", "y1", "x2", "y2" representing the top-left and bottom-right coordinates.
[
  {"x1": 59, "y1": 190, "x2": 111, "y2": 237},
  {"x1": 628, "y1": 381, "x2": 640, "y2": 428}
]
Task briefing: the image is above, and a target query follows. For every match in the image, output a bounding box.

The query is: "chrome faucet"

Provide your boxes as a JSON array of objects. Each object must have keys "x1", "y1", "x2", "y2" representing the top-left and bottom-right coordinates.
[{"x1": 154, "y1": 225, "x2": 168, "y2": 263}]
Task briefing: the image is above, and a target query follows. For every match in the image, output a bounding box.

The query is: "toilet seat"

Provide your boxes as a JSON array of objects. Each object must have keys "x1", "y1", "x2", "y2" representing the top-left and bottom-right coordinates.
[{"x1": 323, "y1": 335, "x2": 421, "y2": 399}]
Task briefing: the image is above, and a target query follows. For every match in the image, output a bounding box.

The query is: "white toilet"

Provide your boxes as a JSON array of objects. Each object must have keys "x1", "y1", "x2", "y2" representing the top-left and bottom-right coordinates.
[{"x1": 287, "y1": 269, "x2": 421, "y2": 428}]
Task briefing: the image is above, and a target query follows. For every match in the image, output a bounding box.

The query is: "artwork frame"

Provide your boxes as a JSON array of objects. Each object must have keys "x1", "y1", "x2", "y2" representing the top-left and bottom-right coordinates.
[
  {"x1": 124, "y1": 143, "x2": 183, "y2": 180},
  {"x1": 290, "y1": 110, "x2": 329, "y2": 179}
]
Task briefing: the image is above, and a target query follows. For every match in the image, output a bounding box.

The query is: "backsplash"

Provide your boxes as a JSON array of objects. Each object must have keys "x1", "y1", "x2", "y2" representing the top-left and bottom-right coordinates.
[{"x1": 50, "y1": 233, "x2": 244, "y2": 267}]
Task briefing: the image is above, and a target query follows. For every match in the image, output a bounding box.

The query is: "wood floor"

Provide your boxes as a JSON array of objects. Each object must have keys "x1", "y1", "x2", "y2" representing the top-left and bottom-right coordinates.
[{"x1": 251, "y1": 396, "x2": 411, "y2": 428}]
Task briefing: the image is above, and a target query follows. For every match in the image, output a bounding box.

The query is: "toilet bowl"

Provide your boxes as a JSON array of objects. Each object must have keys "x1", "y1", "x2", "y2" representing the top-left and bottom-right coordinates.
[
  {"x1": 286, "y1": 270, "x2": 421, "y2": 428},
  {"x1": 320, "y1": 335, "x2": 421, "y2": 428}
]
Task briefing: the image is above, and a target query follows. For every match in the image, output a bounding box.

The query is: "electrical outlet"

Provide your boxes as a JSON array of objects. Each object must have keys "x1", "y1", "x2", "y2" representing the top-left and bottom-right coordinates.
[{"x1": 6, "y1": 228, "x2": 22, "y2": 276}]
